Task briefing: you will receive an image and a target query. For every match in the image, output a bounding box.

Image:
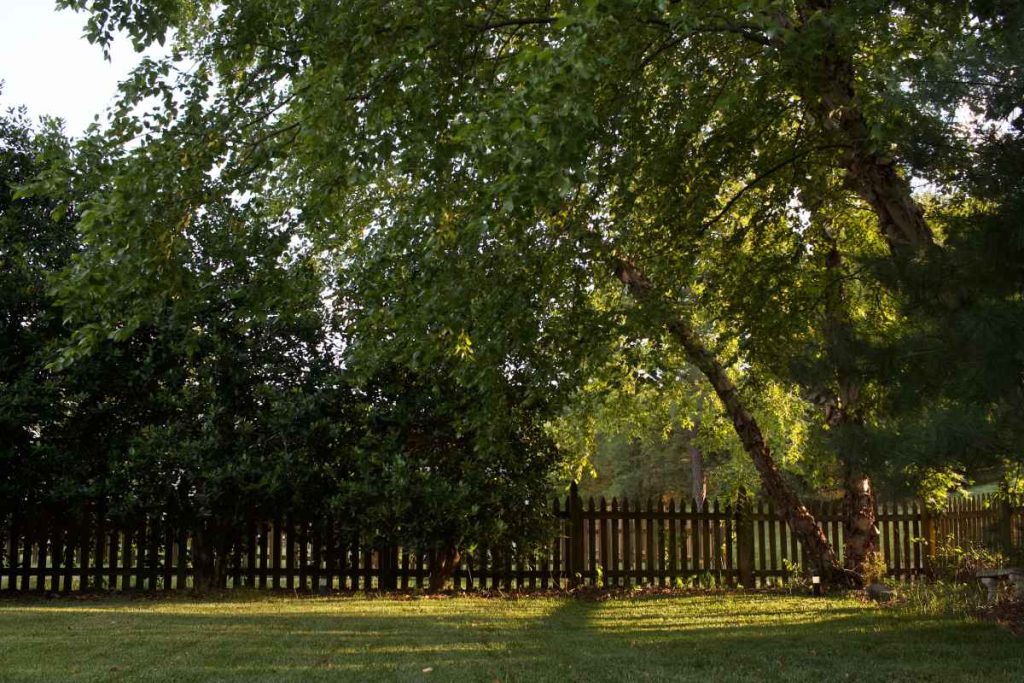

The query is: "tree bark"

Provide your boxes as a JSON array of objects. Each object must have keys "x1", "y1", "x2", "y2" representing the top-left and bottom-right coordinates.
[
  {"x1": 820, "y1": 239, "x2": 881, "y2": 579},
  {"x1": 790, "y1": 1, "x2": 937, "y2": 260},
  {"x1": 809, "y1": 63, "x2": 935, "y2": 257},
  {"x1": 191, "y1": 524, "x2": 217, "y2": 592},
  {"x1": 615, "y1": 259, "x2": 846, "y2": 581},
  {"x1": 842, "y1": 470, "x2": 880, "y2": 575},
  {"x1": 428, "y1": 543, "x2": 461, "y2": 592}
]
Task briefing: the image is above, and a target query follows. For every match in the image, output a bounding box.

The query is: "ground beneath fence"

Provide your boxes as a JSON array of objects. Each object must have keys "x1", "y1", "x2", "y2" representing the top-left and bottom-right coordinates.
[{"x1": 1, "y1": 591, "x2": 1022, "y2": 682}]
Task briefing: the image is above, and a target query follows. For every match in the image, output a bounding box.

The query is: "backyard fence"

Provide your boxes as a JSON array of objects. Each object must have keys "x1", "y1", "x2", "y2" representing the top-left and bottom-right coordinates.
[{"x1": 2, "y1": 487, "x2": 1021, "y2": 593}]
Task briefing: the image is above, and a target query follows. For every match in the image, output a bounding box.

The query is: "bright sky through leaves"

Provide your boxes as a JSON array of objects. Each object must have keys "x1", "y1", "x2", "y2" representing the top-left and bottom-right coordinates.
[{"x1": 0, "y1": 0, "x2": 156, "y2": 135}]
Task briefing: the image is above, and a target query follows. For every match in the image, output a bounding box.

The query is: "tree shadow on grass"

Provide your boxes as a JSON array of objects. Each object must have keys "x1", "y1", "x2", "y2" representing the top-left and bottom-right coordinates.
[
  {"x1": 0, "y1": 593, "x2": 1021, "y2": 682},
  {"x1": 523, "y1": 594, "x2": 1023, "y2": 683}
]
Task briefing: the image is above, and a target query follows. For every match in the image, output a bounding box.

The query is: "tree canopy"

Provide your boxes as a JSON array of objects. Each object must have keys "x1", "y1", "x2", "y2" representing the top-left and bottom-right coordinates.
[{"x1": 7, "y1": 0, "x2": 1023, "y2": 580}]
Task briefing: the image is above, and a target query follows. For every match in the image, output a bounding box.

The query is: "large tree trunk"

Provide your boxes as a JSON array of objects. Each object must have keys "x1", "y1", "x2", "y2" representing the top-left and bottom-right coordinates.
[
  {"x1": 820, "y1": 238, "x2": 880, "y2": 581},
  {"x1": 428, "y1": 544, "x2": 461, "y2": 592},
  {"x1": 842, "y1": 470, "x2": 880, "y2": 575},
  {"x1": 615, "y1": 259, "x2": 846, "y2": 581},
  {"x1": 191, "y1": 523, "x2": 224, "y2": 592},
  {"x1": 791, "y1": 1, "x2": 937, "y2": 260}
]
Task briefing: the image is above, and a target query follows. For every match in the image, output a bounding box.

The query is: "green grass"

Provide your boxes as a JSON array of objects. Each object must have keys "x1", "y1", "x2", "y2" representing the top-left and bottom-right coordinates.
[{"x1": 0, "y1": 591, "x2": 1020, "y2": 682}]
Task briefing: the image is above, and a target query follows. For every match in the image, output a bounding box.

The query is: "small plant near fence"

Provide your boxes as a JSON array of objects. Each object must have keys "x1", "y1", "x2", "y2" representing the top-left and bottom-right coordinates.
[
  {"x1": 857, "y1": 553, "x2": 890, "y2": 587},
  {"x1": 930, "y1": 535, "x2": 1008, "y2": 583}
]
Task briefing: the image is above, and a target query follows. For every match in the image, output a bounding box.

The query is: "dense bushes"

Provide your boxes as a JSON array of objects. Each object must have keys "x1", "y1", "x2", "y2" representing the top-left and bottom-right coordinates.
[{"x1": 0, "y1": 107, "x2": 563, "y2": 583}]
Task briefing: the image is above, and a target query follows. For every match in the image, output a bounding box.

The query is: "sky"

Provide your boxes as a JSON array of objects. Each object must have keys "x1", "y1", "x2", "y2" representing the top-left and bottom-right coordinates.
[{"x1": 0, "y1": 0, "x2": 157, "y2": 135}]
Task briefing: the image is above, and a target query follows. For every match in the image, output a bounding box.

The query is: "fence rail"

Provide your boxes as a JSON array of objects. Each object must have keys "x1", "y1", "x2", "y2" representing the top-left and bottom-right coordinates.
[{"x1": 2, "y1": 488, "x2": 1021, "y2": 593}]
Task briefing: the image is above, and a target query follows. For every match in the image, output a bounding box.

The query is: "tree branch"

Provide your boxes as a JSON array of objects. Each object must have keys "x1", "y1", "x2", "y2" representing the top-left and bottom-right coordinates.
[{"x1": 474, "y1": 16, "x2": 557, "y2": 31}]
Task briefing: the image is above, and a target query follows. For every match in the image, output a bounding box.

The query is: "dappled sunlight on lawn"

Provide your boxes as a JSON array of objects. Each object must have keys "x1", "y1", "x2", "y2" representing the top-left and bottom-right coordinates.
[{"x1": 1, "y1": 594, "x2": 1022, "y2": 682}]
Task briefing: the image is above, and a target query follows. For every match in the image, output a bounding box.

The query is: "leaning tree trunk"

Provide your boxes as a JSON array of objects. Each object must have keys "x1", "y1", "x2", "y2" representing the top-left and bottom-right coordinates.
[
  {"x1": 428, "y1": 544, "x2": 461, "y2": 592},
  {"x1": 791, "y1": 0, "x2": 936, "y2": 260},
  {"x1": 615, "y1": 259, "x2": 846, "y2": 581}
]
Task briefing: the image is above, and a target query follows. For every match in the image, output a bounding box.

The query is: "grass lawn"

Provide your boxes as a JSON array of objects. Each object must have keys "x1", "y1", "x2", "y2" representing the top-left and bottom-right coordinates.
[{"x1": 0, "y1": 591, "x2": 1020, "y2": 682}]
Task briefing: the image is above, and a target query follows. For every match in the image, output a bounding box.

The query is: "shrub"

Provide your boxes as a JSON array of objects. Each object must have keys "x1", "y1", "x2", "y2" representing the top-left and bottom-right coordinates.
[
  {"x1": 858, "y1": 552, "x2": 889, "y2": 586},
  {"x1": 931, "y1": 535, "x2": 1008, "y2": 583}
]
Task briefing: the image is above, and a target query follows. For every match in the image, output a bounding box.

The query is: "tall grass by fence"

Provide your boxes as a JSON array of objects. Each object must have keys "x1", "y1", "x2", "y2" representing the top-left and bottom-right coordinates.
[{"x1": 2, "y1": 488, "x2": 1021, "y2": 593}]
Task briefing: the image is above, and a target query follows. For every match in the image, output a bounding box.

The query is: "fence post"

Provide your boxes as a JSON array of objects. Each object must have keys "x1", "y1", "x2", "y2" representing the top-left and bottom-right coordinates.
[
  {"x1": 998, "y1": 498, "x2": 1015, "y2": 557},
  {"x1": 382, "y1": 544, "x2": 399, "y2": 592},
  {"x1": 736, "y1": 487, "x2": 755, "y2": 589},
  {"x1": 568, "y1": 482, "x2": 584, "y2": 588},
  {"x1": 920, "y1": 500, "x2": 936, "y2": 576}
]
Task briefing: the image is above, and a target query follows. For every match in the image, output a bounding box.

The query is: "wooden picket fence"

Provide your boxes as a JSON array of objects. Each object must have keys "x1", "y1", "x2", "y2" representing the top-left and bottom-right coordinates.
[{"x1": 1, "y1": 488, "x2": 1021, "y2": 593}]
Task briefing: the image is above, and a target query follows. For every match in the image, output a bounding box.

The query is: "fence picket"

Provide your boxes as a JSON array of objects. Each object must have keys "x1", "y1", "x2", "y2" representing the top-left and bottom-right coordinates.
[
  {"x1": 680, "y1": 499, "x2": 690, "y2": 576},
  {"x1": 19, "y1": 522, "x2": 31, "y2": 592},
  {"x1": 51, "y1": 523, "x2": 64, "y2": 593},
  {"x1": 134, "y1": 520, "x2": 147, "y2": 591},
  {"x1": 176, "y1": 528, "x2": 187, "y2": 590},
  {"x1": 755, "y1": 501, "x2": 766, "y2": 587},
  {"x1": 712, "y1": 499, "x2": 723, "y2": 586},
  {"x1": 617, "y1": 499, "x2": 629, "y2": 586},
  {"x1": 724, "y1": 500, "x2": 735, "y2": 587},
  {"x1": 607, "y1": 498, "x2": 618, "y2": 587},
  {"x1": 147, "y1": 519, "x2": 160, "y2": 591},
  {"x1": 599, "y1": 498, "x2": 610, "y2": 587},
  {"x1": 657, "y1": 499, "x2": 667, "y2": 587},
  {"x1": 312, "y1": 522, "x2": 324, "y2": 592},
  {"x1": 587, "y1": 497, "x2": 597, "y2": 586},
  {"x1": 121, "y1": 528, "x2": 134, "y2": 591},
  {"x1": 633, "y1": 500, "x2": 643, "y2": 585},
  {"x1": 77, "y1": 513, "x2": 91, "y2": 593},
  {"x1": 61, "y1": 524, "x2": 74, "y2": 593},
  {"x1": 245, "y1": 520, "x2": 256, "y2": 588},
  {"x1": 701, "y1": 500, "x2": 712, "y2": 581},
  {"x1": 165, "y1": 526, "x2": 176, "y2": 590},
  {"x1": 644, "y1": 499, "x2": 654, "y2": 585},
  {"x1": 911, "y1": 501, "x2": 922, "y2": 574},
  {"x1": 258, "y1": 522, "x2": 269, "y2": 589},
  {"x1": 667, "y1": 499, "x2": 677, "y2": 587},
  {"x1": 278, "y1": 516, "x2": 286, "y2": 589}
]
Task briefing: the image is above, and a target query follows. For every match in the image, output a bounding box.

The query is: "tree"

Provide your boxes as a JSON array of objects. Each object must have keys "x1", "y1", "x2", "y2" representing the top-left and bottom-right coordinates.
[
  {"x1": 2, "y1": 103, "x2": 356, "y2": 585},
  {"x1": 549, "y1": 330, "x2": 822, "y2": 505},
  {"x1": 335, "y1": 363, "x2": 560, "y2": 590},
  {"x1": 0, "y1": 103, "x2": 136, "y2": 521},
  {"x1": 1, "y1": 104, "x2": 77, "y2": 526},
  {"x1": 48, "y1": 0, "x2": 1023, "y2": 581}
]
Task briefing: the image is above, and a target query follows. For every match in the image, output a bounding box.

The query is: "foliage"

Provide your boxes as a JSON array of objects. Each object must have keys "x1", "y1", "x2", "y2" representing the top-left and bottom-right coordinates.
[
  {"x1": 931, "y1": 535, "x2": 1008, "y2": 583},
  {"x1": 894, "y1": 580, "x2": 991, "y2": 619},
  {"x1": 993, "y1": 462, "x2": 1024, "y2": 510},
  {"x1": 915, "y1": 468, "x2": 972, "y2": 512},
  {"x1": 549, "y1": 340, "x2": 827, "y2": 502},
  {"x1": 858, "y1": 552, "x2": 889, "y2": 587},
  {"x1": 0, "y1": 103, "x2": 92, "y2": 515},
  {"x1": 2, "y1": 91, "x2": 566, "y2": 563},
  {"x1": 28, "y1": 0, "x2": 1024, "y2": 578},
  {"x1": 329, "y1": 362, "x2": 561, "y2": 557}
]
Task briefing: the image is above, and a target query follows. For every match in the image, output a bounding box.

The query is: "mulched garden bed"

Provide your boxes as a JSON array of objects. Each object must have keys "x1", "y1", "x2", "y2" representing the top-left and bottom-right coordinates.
[{"x1": 978, "y1": 599, "x2": 1024, "y2": 635}]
